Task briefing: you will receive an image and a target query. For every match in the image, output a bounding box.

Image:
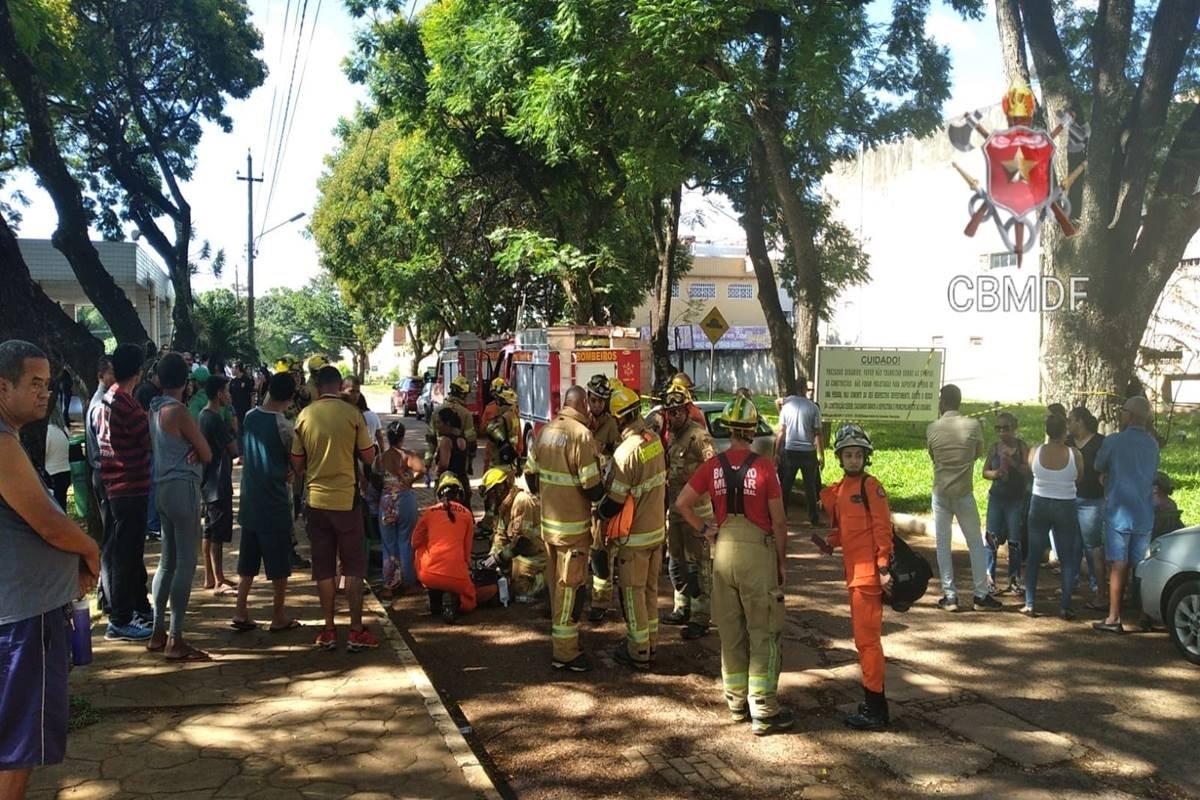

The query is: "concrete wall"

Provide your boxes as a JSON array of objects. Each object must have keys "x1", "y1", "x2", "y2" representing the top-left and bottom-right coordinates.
[{"x1": 673, "y1": 349, "x2": 779, "y2": 396}]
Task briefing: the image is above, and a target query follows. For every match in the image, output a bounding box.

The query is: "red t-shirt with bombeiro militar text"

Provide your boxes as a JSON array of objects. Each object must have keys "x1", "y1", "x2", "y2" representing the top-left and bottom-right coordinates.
[{"x1": 687, "y1": 449, "x2": 782, "y2": 532}]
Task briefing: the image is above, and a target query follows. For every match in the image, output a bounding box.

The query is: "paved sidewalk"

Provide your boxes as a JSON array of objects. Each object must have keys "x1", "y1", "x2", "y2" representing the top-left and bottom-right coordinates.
[{"x1": 28, "y1": 535, "x2": 496, "y2": 800}]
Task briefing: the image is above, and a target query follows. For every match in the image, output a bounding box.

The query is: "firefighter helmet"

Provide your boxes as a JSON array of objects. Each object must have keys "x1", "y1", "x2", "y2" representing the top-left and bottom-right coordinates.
[
  {"x1": 586, "y1": 373, "x2": 612, "y2": 400},
  {"x1": 490, "y1": 376, "x2": 508, "y2": 393},
  {"x1": 496, "y1": 386, "x2": 517, "y2": 406},
  {"x1": 274, "y1": 359, "x2": 292, "y2": 375},
  {"x1": 672, "y1": 372, "x2": 695, "y2": 390},
  {"x1": 449, "y1": 375, "x2": 470, "y2": 396},
  {"x1": 662, "y1": 384, "x2": 693, "y2": 409},
  {"x1": 436, "y1": 472, "x2": 465, "y2": 499},
  {"x1": 306, "y1": 354, "x2": 329, "y2": 373},
  {"x1": 608, "y1": 379, "x2": 641, "y2": 419},
  {"x1": 482, "y1": 467, "x2": 513, "y2": 494},
  {"x1": 720, "y1": 394, "x2": 759, "y2": 430},
  {"x1": 833, "y1": 423, "x2": 874, "y2": 455}
]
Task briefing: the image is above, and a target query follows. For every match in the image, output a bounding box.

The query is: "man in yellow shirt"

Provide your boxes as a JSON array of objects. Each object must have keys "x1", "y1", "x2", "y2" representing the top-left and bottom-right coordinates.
[{"x1": 290, "y1": 365, "x2": 378, "y2": 652}]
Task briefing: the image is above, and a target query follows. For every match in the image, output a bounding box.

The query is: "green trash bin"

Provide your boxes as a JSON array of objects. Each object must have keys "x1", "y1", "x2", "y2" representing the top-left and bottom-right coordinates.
[{"x1": 68, "y1": 434, "x2": 88, "y2": 517}]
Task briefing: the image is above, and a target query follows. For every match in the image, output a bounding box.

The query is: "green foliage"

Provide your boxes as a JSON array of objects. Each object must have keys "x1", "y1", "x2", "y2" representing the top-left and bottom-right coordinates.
[
  {"x1": 192, "y1": 289, "x2": 252, "y2": 366},
  {"x1": 254, "y1": 274, "x2": 390, "y2": 369}
]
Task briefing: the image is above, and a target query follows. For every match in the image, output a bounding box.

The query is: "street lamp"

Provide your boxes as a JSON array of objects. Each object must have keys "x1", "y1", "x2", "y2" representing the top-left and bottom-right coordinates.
[{"x1": 246, "y1": 210, "x2": 305, "y2": 348}]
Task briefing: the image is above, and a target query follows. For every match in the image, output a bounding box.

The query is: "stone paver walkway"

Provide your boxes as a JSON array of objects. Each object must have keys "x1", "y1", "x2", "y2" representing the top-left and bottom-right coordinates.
[{"x1": 28, "y1": 540, "x2": 496, "y2": 800}]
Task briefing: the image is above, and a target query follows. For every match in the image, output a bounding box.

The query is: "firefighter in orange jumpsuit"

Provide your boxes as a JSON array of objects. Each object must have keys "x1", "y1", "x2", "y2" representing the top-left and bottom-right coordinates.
[
  {"x1": 413, "y1": 473, "x2": 477, "y2": 623},
  {"x1": 819, "y1": 423, "x2": 894, "y2": 730}
]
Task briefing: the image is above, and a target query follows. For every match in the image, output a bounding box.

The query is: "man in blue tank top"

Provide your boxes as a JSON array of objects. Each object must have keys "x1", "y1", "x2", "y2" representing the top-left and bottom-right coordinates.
[{"x1": 0, "y1": 340, "x2": 101, "y2": 797}]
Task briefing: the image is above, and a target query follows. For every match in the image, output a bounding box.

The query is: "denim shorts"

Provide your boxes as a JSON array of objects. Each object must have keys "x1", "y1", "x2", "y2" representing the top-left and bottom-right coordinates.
[
  {"x1": 1105, "y1": 528, "x2": 1150, "y2": 565},
  {"x1": 1075, "y1": 498, "x2": 1104, "y2": 550}
]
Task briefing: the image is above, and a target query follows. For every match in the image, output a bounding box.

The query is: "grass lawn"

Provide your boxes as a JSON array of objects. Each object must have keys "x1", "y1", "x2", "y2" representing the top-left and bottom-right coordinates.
[{"x1": 702, "y1": 392, "x2": 1200, "y2": 523}]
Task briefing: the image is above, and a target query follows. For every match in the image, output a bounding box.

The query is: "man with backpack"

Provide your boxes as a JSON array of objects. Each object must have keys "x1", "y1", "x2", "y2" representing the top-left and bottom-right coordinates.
[
  {"x1": 673, "y1": 394, "x2": 792, "y2": 736},
  {"x1": 818, "y1": 424, "x2": 894, "y2": 731}
]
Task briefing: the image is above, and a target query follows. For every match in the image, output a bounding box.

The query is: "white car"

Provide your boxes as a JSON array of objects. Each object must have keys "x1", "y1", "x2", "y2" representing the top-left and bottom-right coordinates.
[
  {"x1": 1135, "y1": 525, "x2": 1200, "y2": 665},
  {"x1": 647, "y1": 400, "x2": 776, "y2": 457}
]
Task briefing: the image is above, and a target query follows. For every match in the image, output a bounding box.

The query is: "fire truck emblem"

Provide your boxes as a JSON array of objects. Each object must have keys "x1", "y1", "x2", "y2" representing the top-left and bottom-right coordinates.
[{"x1": 946, "y1": 79, "x2": 1088, "y2": 267}]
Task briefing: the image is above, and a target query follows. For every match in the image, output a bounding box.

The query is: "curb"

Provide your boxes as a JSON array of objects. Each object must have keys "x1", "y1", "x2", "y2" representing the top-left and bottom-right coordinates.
[{"x1": 366, "y1": 591, "x2": 503, "y2": 800}]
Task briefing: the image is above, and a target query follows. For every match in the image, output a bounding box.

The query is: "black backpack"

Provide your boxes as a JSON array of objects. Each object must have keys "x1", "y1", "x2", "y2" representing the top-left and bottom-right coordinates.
[{"x1": 859, "y1": 475, "x2": 933, "y2": 612}]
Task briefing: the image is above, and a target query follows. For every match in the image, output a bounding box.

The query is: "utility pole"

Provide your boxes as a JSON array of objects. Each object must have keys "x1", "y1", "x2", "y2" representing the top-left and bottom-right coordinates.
[{"x1": 236, "y1": 150, "x2": 263, "y2": 346}]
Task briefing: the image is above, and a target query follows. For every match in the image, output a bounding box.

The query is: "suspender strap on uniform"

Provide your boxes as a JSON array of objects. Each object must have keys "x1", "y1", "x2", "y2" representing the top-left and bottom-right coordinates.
[{"x1": 716, "y1": 452, "x2": 758, "y2": 516}]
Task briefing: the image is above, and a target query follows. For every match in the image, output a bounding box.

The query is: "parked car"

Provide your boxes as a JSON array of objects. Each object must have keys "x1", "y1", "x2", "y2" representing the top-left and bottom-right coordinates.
[
  {"x1": 416, "y1": 380, "x2": 441, "y2": 423},
  {"x1": 1135, "y1": 525, "x2": 1200, "y2": 665},
  {"x1": 390, "y1": 377, "x2": 423, "y2": 416},
  {"x1": 646, "y1": 400, "x2": 776, "y2": 457}
]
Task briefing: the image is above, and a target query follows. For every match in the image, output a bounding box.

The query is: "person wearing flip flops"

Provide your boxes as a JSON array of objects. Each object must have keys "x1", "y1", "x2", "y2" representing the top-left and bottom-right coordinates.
[
  {"x1": 146, "y1": 353, "x2": 214, "y2": 662},
  {"x1": 231, "y1": 371, "x2": 303, "y2": 634}
]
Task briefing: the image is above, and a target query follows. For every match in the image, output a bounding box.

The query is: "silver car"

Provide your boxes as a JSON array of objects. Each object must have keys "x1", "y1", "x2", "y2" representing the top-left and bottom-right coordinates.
[
  {"x1": 646, "y1": 400, "x2": 776, "y2": 457},
  {"x1": 1135, "y1": 525, "x2": 1200, "y2": 665}
]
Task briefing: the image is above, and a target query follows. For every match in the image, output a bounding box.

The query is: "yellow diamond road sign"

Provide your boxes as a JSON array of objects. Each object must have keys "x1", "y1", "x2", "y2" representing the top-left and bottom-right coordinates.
[{"x1": 700, "y1": 306, "x2": 729, "y2": 345}]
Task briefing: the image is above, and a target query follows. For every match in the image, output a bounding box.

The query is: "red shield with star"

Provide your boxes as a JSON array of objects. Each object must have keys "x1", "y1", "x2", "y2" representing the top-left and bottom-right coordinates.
[{"x1": 982, "y1": 126, "x2": 1054, "y2": 217}]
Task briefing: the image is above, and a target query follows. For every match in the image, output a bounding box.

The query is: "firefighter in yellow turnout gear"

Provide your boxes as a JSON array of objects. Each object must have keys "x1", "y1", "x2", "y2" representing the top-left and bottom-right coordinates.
[
  {"x1": 426, "y1": 374, "x2": 477, "y2": 486},
  {"x1": 585, "y1": 375, "x2": 622, "y2": 622},
  {"x1": 661, "y1": 383, "x2": 717, "y2": 639},
  {"x1": 526, "y1": 386, "x2": 605, "y2": 672},
  {"x1": 482, "y1": 468, "x2": 545, "y2": 601},
  {"x1": 484, "y1": 386, "x2": 522, "y2": 471},
  {"x1": 596, "y1": 380, "x2": 667, "y2": 670},
  {"x1": 674, "y1": 395, "x2": 795, "y2": 735}
]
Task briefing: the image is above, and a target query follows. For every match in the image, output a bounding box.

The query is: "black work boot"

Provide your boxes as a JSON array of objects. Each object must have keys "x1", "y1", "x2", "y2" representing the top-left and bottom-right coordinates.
[
  {"x1": 587, "y1": 605, "x2": 607, "y2": 623},
  {"x1": 427, "y1": 589, "x2": 444, "y2": 616},
  {"x1": 661, "y1": 607, "x2": 689, "y2": 626},
  {"x1": 680, "y1": 622, "x2": 709, "y2": 640},
  {"x1": 442, "y1": 592, "x2": 459, "y2": 624},
  {"x1": 845, "y1": 687, "x2": 889, "y2": 731}
]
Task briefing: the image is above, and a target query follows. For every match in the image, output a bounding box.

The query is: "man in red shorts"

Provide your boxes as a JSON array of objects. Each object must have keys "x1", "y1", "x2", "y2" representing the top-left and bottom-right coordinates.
[{"x1": 291, "y1": 365, "x2": 379, "y2": 652}]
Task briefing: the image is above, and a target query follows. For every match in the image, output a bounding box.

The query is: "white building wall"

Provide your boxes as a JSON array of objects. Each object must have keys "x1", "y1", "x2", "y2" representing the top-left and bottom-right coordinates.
[{"x1": 824, "y1": 121, "x2": 1046, "y2": 403}]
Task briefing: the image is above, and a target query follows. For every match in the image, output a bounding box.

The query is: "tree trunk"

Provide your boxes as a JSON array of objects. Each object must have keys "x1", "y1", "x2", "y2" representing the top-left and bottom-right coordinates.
[
  {"x1": 649, "y1": 187, "x2": 683, "y2": 390},
  {"x1": 739, "y1": 201, "x2": 796, "y2": 395},
  {"x1": 168, "y1": 213, "x2": 195, "y2": 350},
  {"x1": 0, "y1": 0, "x2": 151, "y2": 347}
]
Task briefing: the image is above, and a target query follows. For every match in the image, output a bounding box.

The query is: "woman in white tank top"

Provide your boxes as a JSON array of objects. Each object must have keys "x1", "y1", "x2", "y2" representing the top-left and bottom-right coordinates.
[{"x1": 1022, "y1": 414, "x2": 1085, "y2": 619}]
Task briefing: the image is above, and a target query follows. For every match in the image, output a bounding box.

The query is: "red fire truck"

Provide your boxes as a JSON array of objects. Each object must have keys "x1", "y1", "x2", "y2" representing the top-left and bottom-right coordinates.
[
  {"x1": 432, "y1": 327, "x2": 649, "y2": 452},
  {"x1": 503, "y1": 326, "x2": 649, "y2": 453}
]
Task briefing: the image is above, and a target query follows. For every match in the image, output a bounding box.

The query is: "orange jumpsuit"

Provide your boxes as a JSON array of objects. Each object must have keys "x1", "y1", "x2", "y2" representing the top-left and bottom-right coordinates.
[
  {"x1": 820, "y1": 473, "x2": 893, "y2": 693},
  {"x1": 413, "y1": 501, "x2": 477, "y2": 612}
]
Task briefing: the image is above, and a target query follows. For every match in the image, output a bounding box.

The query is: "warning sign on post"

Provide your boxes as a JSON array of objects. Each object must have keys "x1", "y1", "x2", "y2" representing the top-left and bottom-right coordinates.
[{"x1": 816, "y1": 347, "x2": 945, "y2": 422}]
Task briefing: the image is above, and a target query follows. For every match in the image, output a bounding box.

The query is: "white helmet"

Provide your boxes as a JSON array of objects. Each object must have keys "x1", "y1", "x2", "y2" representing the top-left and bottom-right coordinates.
[{"x1": 833, "y1": 423, "x2": 873, "y2": 455}]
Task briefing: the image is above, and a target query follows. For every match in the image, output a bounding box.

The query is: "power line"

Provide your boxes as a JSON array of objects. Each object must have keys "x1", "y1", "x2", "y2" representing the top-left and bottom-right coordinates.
[
  {"x1": 259, "y1": 0, "x2": 312, "y2": 231},
  {"x1": 270, "y1": 0, "x2": 324, "y2": 217}
]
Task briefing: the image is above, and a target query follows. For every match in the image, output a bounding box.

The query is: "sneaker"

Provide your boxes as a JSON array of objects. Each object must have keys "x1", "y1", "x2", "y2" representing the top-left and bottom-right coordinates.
[
  {"x1": 845, "y1": 703, "x2": 889, "y2": 731},
  {"x1": 681, "y1": 622, "x2": 709, "y2": 640},
  {"x1": 314, "y1": 627, "x2": 338, "y2": 650},
  {"x1": 347, "y1": 628, "x2": 380, "y2": 652},
  {"x1": 611, "y1": 645, "x2": 650, "y2": 672},
  {"x1": 131, "y1": 611, "x2": 153, "y2": 628},
  {"x1": 660, "y1": 608, "x2": 690, "y2": 626},
  {"x1": 1059, "y1": 608, "x2": 1076, "y2": 621},
  {"x1": 105, "y1": 621, "x2": 152, "y2": 641},
  {"x1": 751, "y1": 706, "x2": 795, "y2": 736},
  {"x1": 1019, "y1": 605, "x2": 1037, "y2": 617},
  {"x1": 289, "y1": 550, "x2": 311, "y2": 569},
  {"x1": 973, "y1": 595, "x2": 1003, "y2": 612},
  {"x1": 937, "y1": 596, "x2": 958, "y2": 612},
  {"x1": 1092, "y1": 620, "x2": 1125, "y2": 634},
  {"x1": 551, "y1": 653, "x2": 592, "y2": 672}
]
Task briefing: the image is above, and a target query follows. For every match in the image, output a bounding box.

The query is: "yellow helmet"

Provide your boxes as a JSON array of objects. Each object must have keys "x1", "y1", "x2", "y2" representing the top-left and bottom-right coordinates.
[
  {"x1": 663, "y1": 383, "x2": 693, "y2": 409},
  {"x1": 306, "y1": 354, "x2": 329, "y2": 373},
  {"x1": 720, "y1": 393, "x2": 759, "y2": 430},
  {"x1": 435, "y1": 472, "x2": 464, "y2": 498},
  {"x1": 490, "y1": 376, "x2": 509, "y2": 393},
  {"x1": 672, "y1": 372, "x2": 695, "y2": 390},
  {"x1": 274, "y1": 358, "x2": 292, "y2": 375},
  {"x1": 496, "y1": 386, "x2": 517, "y2": 406},
  {"x1": 608, "y1": 379, "x2": 641, "y2": 418},
  {"x1": 481, "y1": 467, "x2": 513, "y2": 493},
  {"x1": 1002, "y1": 78, "x2": 1037, "y2": 119},
  {"x1": 450, "y1": 374, "x2": 470, "y2": 396}
]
